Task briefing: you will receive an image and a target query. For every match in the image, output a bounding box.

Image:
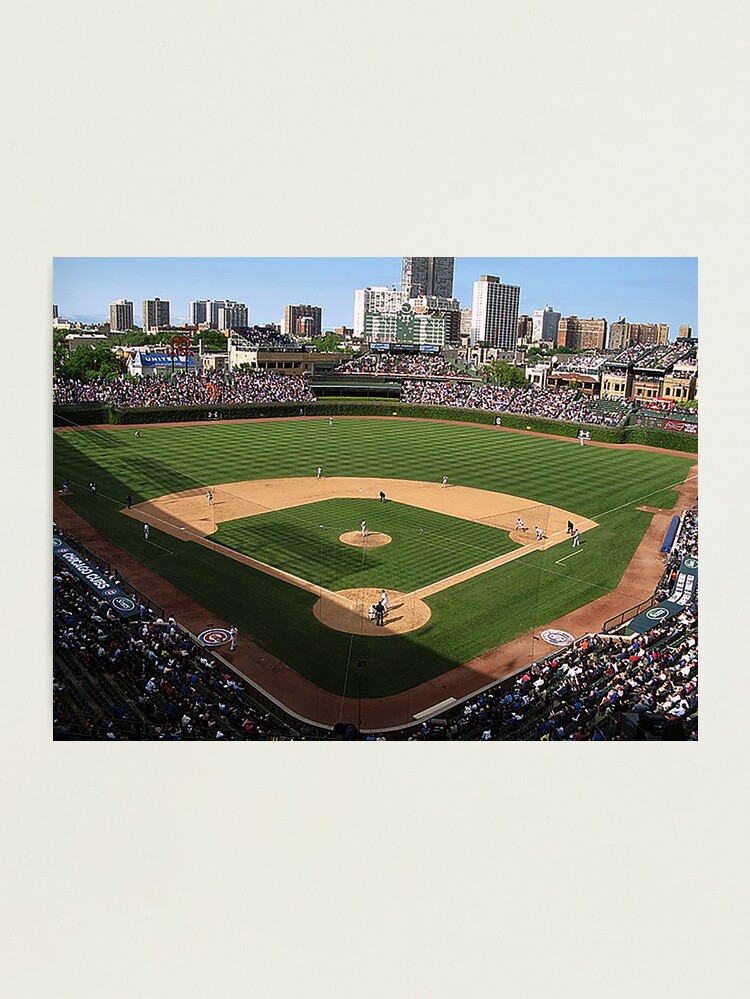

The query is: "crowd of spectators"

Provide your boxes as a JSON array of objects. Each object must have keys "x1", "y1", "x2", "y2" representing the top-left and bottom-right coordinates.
[
  {"x1": 230, "y1": 329, "x2": 302, "y2": 351},
  {"x1": 336, "y1": 352, "x2": 461, "y2": 378},
  {"x1": 633, "y1": 343, "x2": 695, "y2": 370},
  {"x1": 400, "y1": 380, "x2": 630, "y2": 426},
  {"x1": 553, "y1": 355, "x2": 608, "y2": 373},
  {"x1": 53, "y1": 535, "x2": 309, "y2": 740},
  {"x1": 53, "y1": 369, "x2": 316, "y2": 408},
  {"x1": 409, "y1": 505, "x2": 698, "y2": 741},
  {"x1": 607, "y1": 345, "x2": 652, "y2": 366}
]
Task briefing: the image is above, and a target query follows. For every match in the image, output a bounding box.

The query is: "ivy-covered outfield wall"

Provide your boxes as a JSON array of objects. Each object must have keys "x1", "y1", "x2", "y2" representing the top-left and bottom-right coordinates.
[{"x1": 53, "y1": 400, "x2": 698, "y2": 454}]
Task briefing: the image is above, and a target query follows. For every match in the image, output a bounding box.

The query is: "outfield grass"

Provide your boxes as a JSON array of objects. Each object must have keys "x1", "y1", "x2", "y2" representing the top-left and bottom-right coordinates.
[
  {"x1": 52, "y1": 418, "x2": 694, "y2": 697},
  {"x1": 215, "y1": 499, "x2": 520, "y2": 592}
]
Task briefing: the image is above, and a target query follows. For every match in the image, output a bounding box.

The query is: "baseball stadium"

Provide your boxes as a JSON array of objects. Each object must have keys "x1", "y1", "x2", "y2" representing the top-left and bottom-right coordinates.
[{"x1": 53, "y1": 288, "x2": 699, "y2": 741}]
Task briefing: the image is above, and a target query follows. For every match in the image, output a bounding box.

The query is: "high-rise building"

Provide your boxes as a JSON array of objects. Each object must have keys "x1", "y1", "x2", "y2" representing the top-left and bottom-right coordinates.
[
  {"x1": 353, "y1": 287, "x2": 405, "y2": 336},
  {"x1": 470, "y1": 275, "x2": 521, "y2": 349},
  {"x1": 199, "y1": 300, "x2": 249, "y2": 329},
  {"x1": 517, "y1": 315, "x2": 534, "y2": 341},
  {"x1": 284, "y1": 304, "x2": 322, "y2": 339},
  {"x1": 460, "y1": 308, "x2": 473, "y2": 338},
  {"x1": 678, "y1": 324, "x2": 693, "y2": 340},
  {"x1": 556, "y1": 316, "x2": 607, "y2": 351},
  {"x1": 532, "y1": 305, "x2": 561, "y2": 344},
  {"x1": 217, "y1": 302, "x2": 249, "y2": 330},
  {"x1": 401, "y1": 257, "x2": 454, "y2": 298},
  {"x1": 110, "y1": 299, "x2": 135, "y2": 332},
  {"x1": 189, "y1": 301, "x2": 208, "y2": 326},
  {"x1": 608, "y1": 319, "x2": 669, "y2": 351},
  {"x1": 142, "y1": 298, "x2": 170, "y2": 332}
]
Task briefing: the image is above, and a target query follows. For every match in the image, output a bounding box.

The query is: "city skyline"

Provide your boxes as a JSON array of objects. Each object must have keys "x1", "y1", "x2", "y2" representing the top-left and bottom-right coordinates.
[{"x1": 54, "y1": 257, "x2": 698, "y2": 339}]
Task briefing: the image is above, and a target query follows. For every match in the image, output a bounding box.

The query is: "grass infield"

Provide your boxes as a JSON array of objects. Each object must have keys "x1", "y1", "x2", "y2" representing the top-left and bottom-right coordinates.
[{"x1": 53, "y1": 418, "x2": 694, "y2": 697}]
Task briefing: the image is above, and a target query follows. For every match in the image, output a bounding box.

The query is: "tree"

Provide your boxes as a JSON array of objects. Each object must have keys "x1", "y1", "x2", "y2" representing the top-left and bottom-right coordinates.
[
  {"x1": 192, "y1": 329, "x2": 228, "y2": 352},
  {"x1": 482, "y1": 359, "x2": 527, "y2": 388},
  {"x1": 58, "y1": 344, "x2": 124, "y2": 381},
  {"x1": 53, "y1": 331, "x2": 68, "y2": 375},
  {"x1": 312, "y1": 334, "x2": 342, "y2": 353}
]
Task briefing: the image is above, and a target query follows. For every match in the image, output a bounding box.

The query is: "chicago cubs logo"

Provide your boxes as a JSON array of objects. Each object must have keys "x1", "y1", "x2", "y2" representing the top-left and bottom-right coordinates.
[
  {"x1": 684, "y1": 557, "x2": 698, "y2": 569},
  {"x1": 646, "y1": 607, "x2": 669, "y2": 621},
  {"x1": 198, "y1": 628, "x2": 232, "y2": 647},
  {"x1": 540, "y1": 629, "x2": 574, "y2": 646},
  {"x1": 112, "y1": 596, "x2": 136, "y2": 612}
]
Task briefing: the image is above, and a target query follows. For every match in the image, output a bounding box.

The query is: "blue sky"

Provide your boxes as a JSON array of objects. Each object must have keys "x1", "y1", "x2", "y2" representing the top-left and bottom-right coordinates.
[{"x1": 54, "y1": 257, "x2": 698, "y2": 336}]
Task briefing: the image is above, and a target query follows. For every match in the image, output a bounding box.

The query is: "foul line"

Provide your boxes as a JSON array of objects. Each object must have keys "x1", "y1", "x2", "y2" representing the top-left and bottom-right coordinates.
[{"x1": 555, "y1": 549, "x2": 582, "y2": 565}]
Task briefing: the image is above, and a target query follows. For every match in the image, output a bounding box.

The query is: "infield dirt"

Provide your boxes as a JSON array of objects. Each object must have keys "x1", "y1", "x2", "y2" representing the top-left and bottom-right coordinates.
[{"x1": 123, "y1": 476, "x2": 597, "y2": 636}]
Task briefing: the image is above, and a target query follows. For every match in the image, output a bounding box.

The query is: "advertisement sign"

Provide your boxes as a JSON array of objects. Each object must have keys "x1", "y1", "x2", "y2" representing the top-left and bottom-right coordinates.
[{"x1": 53, "y1": 535, "x2": 140, "y2": 617}]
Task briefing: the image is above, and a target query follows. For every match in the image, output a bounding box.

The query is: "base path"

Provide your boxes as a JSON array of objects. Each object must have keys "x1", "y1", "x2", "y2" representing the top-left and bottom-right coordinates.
[{"x1": 122, "y1": 476, "x2": 596, "y2": 636}]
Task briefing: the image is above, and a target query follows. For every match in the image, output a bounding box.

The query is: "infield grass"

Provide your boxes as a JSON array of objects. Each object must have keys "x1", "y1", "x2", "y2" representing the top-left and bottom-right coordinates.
[
  {"x1": 52, "y1": 417, "x2": 695, "y2": 697},
  {"x1": 215, "y1": 498, "x2": 520, "y2": 592}
]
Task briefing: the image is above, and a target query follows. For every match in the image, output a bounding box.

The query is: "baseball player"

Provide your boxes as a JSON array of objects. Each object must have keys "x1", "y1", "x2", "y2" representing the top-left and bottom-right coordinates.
[
  {"x1": 134, "y1": 430, "x2": 141, "y2": 438},
  {"x1": 535, "y1": 526, "x2": 545, "y2": 541},
  {"x1": 62, "y1": 480, "x2": 69, "y2": 494},
  {"x1": 516, "y1": 517, "x2": 527, "y2": 532},
  {"x1": 572, "y1": 528, "x2": 580, "y2": 547},
  {"x1": 229, "y1": 625, "x2": 238, "y2": 651},
  {"x1": 328, "y1": 417, "x2": 333, "y2": 427},
  {"x1": 89, "y1": 481, "x2": 97, "y2": 494},
  {"x1": 567, "y1": 520, "x2": 574, "y2": 535},
  {"x1": 143, "y1": 522, "x2": 150, "y2": 541},
  {"x1": 206, "y1": 489, "x2": 213, "y2": 505},
  {"x1": 361, "y1": 519, "x2": 367, "y2": 538},
  {"x1": 380, "y1": 590, "x2": 388, "y2": 615},
  {"x1": 379, "y1": 490, "x2": 386, "y2": 502},
  {"x1": 441, "y1": 475, "x2": 448, "y2": 488},
  {"x1": 126, "y1": 493, "x2": 132, "y2": 510},
  {"x1": 317, "y1": 466, "x2": 323, "y2": 479},
  {"x1": 579, "y1": 430, "x2": 585, "y2": 446},
  {"x1": 368, "y1": 604, "x2": 378, "y2": 621}
]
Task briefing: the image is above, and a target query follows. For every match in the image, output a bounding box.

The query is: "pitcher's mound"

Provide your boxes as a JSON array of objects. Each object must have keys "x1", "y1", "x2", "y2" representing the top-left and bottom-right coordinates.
[
  {"x1": 339, "y1": 531, "x2": 392, "y2": 548},
  {"x1": 313, "y1": 588, "x2": 431, "y2": 635}
]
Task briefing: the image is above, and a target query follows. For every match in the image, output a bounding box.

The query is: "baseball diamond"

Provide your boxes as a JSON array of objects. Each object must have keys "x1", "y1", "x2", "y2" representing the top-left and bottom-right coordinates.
[{"x1": 53, "y1": 415, "x2": 695, "y2": 719}]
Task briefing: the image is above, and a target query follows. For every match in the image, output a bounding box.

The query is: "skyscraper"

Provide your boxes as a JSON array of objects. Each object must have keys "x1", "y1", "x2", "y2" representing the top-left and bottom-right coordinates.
[
  {"x1": 401, "y1": 257, "x2": 454, "y2": 298},
  {"x1": 283, "y1": 304, "x2": 322, "y2": 339},
  {"x1": 189, "y1": 301, "x2": 208, "y2": 326},
  {"x1": 217, "y1": 302, "x2": 248, "y2": 330},
  {"x1": 110, "y1": 299, "x2": 134, "y2": 332},
  {"x1": 142, "y1": 298, "x2": 170, "y2": 332},
  {"x1": 532, "y1": 305, "x2": 561, "y2": 344},
  {"x1": 470, "y1": 276, "x2": 521, "y2": 349}
]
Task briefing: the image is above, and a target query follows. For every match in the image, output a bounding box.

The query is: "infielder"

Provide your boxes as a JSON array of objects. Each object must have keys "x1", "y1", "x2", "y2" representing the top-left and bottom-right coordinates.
[
  {"x1": 361, "y1": 519, "x2": 367, "y2": 538},
  {"x1": 535, "y1": 526, "x2": 545, "y2": 541},
  {"x1": 572, "y1": 528, "x2": 580, "y2": 547},
  {"x1": 516, "y1": 517, "x2": 527, "y2": 532},
  {"x1": 441, "y1": 475, "x2": 448, "y2": 488},
  {"x1": 317, "y1": 466, "x2": 323, "y2": 479},
  {"x1": 206, "y1": 489, "x2": 213, "y2": 505}
]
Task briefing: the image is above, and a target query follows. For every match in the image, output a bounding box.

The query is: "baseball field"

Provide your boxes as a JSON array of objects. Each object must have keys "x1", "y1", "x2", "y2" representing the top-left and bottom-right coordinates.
[{"x1": 52, "y1": 416, "x2": 695, "y2": 703}]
